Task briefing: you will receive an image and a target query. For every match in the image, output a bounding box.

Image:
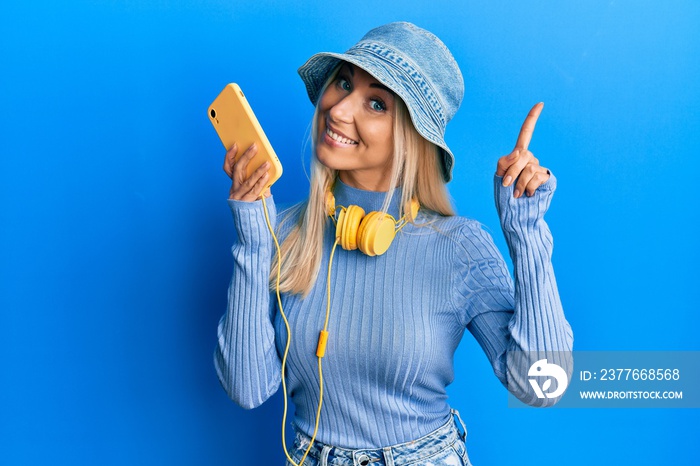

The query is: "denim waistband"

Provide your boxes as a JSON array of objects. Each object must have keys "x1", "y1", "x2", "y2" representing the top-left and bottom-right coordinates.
[{"x1": 291, "y1": 409, "x2": 468, "y2": 466}]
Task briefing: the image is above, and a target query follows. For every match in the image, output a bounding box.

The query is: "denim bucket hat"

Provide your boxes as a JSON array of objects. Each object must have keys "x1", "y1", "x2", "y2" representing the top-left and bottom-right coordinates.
[{"x1": 298, "y1": 22, "x2": 464, "y2": 182}]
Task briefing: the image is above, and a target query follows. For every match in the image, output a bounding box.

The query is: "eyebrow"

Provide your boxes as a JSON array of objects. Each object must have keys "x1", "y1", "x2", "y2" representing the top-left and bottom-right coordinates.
[
  {"x1": 370, "y1": 82, "x2": 394, "y2": 95},
  {"x1": 343, "y1": 63, "x2": 395, "y2": 96}
]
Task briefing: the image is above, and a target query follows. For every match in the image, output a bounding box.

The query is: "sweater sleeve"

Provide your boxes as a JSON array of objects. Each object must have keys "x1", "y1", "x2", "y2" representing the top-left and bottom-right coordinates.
[
  {"x1": 453, "y1": 174, "x2": 573, "y2": 406},
  {"x1": 213, "y1": 196, "x2": 281, "y2": 409}
]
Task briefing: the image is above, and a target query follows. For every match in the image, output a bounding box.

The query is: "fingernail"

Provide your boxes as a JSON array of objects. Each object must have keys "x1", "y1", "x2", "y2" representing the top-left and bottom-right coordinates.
[
  {"x1": 263, "y1": 161, "x2": 270, "y2": 168},
  {"x1": 503, "y1": 175, "x2": 512, "y2": 186},
  {"x1": 514, "y1": 189, "x2": 520, "y2": 198}
]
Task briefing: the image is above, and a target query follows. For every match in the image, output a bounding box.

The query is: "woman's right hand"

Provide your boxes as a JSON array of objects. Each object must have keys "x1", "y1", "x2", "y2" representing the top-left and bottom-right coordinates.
[{"x1": 223, "y1": 142, "x2": 272, "y2": 201}]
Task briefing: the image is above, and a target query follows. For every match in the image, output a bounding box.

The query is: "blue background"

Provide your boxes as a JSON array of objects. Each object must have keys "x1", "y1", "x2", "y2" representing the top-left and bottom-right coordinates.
[{"x1": 1, "y1": 0, "x2": 698, "y2": 464}]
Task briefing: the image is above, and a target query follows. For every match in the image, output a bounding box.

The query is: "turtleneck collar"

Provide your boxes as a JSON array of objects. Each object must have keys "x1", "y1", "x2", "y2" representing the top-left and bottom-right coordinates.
[{"x1": 332, "y1": 178, "x2": 403, "y2": 219}]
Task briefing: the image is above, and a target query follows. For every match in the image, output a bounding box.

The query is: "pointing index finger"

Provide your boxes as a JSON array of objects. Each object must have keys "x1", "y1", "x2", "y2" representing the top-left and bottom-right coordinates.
[{"x1": 515, "y1": 102, "x2": 544, "y2": 150}]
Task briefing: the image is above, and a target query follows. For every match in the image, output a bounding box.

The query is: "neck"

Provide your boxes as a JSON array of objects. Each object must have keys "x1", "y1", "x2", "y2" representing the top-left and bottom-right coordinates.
[
  {"x1": 333, "y1": 178, "x2": 403, "y2": 219},
  {"x1": 338, "y1": 171, "x2": 393, "y2": 192}
]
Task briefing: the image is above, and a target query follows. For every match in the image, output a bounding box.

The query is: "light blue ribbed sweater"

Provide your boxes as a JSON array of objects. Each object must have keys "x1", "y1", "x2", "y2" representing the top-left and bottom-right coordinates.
[{"x1": 215, "y1": 175, "x2": 573, "y2": 449}]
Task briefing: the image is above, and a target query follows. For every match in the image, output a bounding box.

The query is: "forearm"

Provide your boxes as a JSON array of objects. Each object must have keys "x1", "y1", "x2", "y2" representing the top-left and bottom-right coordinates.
[
  {"x1": 495, "y1": 175, "x2": 572, "y2": 352},
  {"x1": 214, "y1": 197, "x2": 281, "y2": 409}
]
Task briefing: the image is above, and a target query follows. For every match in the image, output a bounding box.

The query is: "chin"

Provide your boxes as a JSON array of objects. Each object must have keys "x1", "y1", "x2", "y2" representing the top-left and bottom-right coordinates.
[{"x1": 315, "y1": 149, "x2": 348, "y2": 172}]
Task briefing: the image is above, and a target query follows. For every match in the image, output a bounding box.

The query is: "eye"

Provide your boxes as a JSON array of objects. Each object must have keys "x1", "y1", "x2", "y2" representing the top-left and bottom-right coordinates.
[
  {"x1": 370, "y1": 99, "x2": 386, "y2": 112},
  {"x1": 336, "y1": 77, "x2": 351, "y2": 92}
]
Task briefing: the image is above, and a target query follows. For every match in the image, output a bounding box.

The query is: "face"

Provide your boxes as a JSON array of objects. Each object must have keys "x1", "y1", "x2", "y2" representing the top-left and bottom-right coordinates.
[{"x1": 316, "y1": 63, "x2": 396, "y2": 191}]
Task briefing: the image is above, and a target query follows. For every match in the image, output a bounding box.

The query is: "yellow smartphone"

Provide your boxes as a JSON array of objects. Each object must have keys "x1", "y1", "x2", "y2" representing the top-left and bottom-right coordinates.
[{"x1": 208, "y1": 83, "x2": 283, "y2": 190}]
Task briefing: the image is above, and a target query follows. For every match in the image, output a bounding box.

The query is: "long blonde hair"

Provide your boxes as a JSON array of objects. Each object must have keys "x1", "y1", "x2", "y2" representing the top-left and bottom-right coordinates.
[{"x1": 272, "y1": 71, "x2": 455, "y2": 296}]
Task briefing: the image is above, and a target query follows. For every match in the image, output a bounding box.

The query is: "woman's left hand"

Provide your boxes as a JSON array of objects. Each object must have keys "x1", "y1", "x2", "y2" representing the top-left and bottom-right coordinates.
[{"x1": 496, "y1": 102, "x2": 550, "y2": 198}]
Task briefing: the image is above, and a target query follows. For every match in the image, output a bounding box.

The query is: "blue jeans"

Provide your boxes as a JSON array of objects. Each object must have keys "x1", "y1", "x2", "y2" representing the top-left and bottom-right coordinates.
[{"x1": 285, "y1": 409, "x2": 472, "y2": 466}]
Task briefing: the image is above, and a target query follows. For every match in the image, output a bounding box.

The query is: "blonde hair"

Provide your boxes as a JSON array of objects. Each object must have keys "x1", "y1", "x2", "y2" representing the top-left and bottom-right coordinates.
[{"x1": 272, "y1": 71, "x2": 455, "y2": 295}]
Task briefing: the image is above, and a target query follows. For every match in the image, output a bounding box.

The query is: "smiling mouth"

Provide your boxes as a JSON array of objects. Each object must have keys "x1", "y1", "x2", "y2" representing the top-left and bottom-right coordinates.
[{"x1": 326, "y1": 127, "x2": 358, "y2": 145}]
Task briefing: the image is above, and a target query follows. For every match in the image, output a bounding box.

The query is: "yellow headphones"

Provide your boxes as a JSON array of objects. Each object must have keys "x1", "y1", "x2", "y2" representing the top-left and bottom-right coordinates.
[{"x1": 325, "y1": 190, "x2": 420, "y2": 256}]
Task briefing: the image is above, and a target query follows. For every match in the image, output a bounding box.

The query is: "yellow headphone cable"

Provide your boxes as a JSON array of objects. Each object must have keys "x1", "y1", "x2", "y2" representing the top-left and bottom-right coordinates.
[{"x1": 261, "y1": 195, "x2": 336, "y2": 466}]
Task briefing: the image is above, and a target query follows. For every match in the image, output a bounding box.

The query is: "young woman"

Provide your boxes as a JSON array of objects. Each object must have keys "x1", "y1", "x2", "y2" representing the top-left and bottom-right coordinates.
[{"x1": 215, "y1": 22, "x2": 573, "y2": 466}]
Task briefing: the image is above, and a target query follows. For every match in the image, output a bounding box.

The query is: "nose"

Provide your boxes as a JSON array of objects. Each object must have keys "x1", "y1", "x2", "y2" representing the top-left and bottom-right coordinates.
[{"x1": 328, "y1": 92, "x2": 356, "y2": 124}]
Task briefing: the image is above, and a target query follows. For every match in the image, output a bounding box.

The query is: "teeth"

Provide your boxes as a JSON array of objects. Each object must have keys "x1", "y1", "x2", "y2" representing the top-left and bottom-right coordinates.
[{"x1": 326, "y1": 128, "x2": 358, "y2": 145}]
